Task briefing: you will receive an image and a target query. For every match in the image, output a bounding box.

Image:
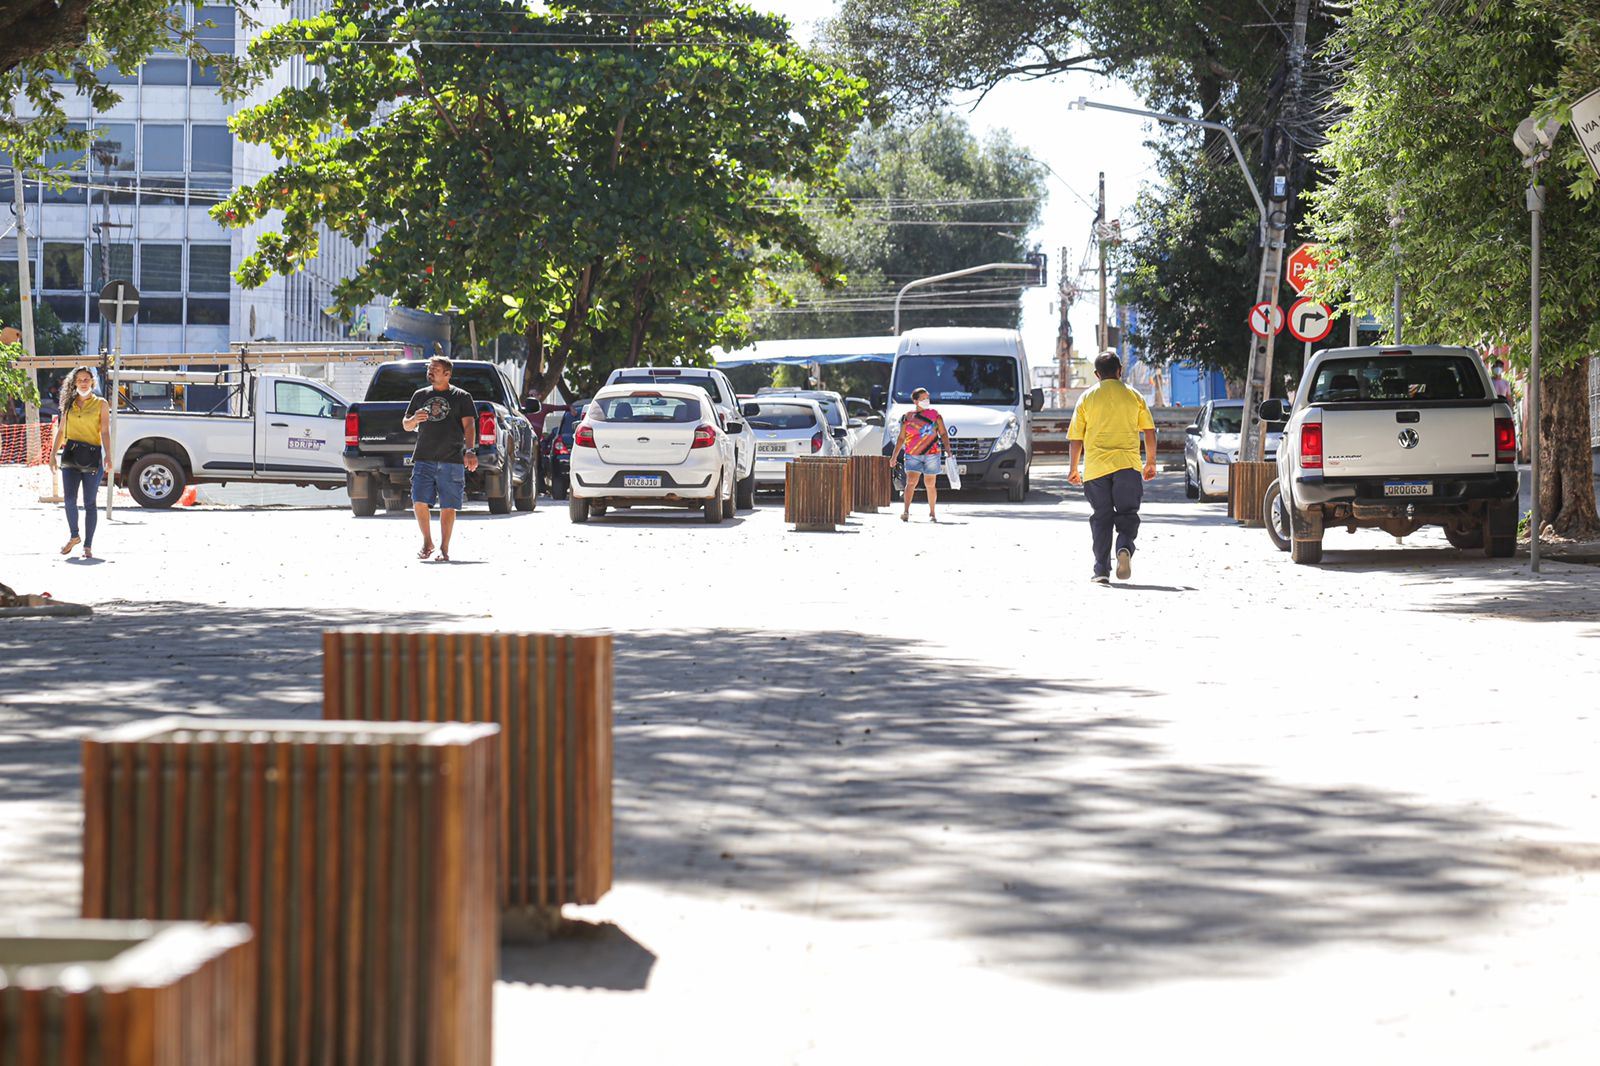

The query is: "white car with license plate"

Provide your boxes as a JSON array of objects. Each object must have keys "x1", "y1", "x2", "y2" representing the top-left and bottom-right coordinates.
[
  {"x1": 1183, "y1": 399, "x2": 1284, "y2": 502},
  {"x1": 567, "y1": 384, "x2": 742, "y2": 524},
  {"x1": 1265, "y1": 345, "x2": 1520, "y2": 564},
  {"x1": 743, "y1": 397, "x2": 840, "y2": 488}
]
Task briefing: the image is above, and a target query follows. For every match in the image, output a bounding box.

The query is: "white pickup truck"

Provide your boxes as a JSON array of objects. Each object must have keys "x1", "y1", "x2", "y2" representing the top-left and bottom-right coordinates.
[
  {"x1": 1263, "y1": 345, "x2": 1519, "y2": 564},
  {"x1": 112, "y1": 371, "x2": 351, "y2": 508}
]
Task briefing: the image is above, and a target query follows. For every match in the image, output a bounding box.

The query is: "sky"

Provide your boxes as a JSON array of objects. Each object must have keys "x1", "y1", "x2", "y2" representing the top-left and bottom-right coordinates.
[{"x1": 751, "y1": 0, "x2": 1162, "y2": 369}]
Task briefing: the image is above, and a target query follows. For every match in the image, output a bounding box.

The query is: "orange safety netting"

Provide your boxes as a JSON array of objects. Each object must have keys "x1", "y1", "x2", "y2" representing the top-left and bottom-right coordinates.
[{"x1": 0, "y1": 419, "x2": 56, "y2": 465}]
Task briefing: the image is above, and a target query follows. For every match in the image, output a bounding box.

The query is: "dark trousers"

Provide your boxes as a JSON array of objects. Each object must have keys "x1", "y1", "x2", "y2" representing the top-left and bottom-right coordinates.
[
  {"x1": 62, "y1": 466, "x2": 103, "y2": 546},
  {"x1": 1082, "y1": 468, "x2": 1143, "y2": 577}
]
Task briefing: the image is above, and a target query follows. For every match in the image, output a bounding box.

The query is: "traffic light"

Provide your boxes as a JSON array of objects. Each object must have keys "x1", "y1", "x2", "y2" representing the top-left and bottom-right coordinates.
[{"x1": 1024, "y1": 251, "x2": 1047, "y2": 288}]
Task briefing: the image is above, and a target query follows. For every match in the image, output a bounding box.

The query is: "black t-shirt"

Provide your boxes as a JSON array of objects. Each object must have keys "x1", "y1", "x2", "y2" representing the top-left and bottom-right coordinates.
[{"x1": 405, "y1": 385, "x2": 476, "y2": 463}]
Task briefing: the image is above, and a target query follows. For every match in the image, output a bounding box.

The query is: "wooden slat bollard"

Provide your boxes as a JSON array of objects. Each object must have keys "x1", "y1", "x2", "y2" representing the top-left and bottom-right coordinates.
[
  {"x1": 81, "y1": 717, "x2": 499, "y2": 1066},
  {"x1": 321, "y1": 629, "x2": 614, "y2": 937},
  {"x1": 787, "y1": 456, "x2": 850, "y2": 529},
  {"x1": 848, "y1": 454, "x2": 891, "y2": 513},
  {"x1": 0, "y1": 920, "x2": 255, "y2": 1066},
  {"x1": 1228, "y1": 460, "x2": 1276, "y2": 527}
]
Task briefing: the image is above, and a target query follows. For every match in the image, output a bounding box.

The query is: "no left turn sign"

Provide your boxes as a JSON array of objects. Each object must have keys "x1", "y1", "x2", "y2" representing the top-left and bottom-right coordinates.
[
  {"x1": 1248, "y1": 302, "x2": 1284, "y2": 338},
  {"x1": 1288, "y1": 297, "x2": 1334, "y2": 343}
]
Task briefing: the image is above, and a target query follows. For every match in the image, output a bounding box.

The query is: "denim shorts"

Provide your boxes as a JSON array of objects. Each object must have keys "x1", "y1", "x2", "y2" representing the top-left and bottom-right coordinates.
[
  {"x1": 903, "y1": 452, "x2": 943, "y2": 475},
  {"x1": 411, "y1": 460, "x2": 465, "y2": 510}
]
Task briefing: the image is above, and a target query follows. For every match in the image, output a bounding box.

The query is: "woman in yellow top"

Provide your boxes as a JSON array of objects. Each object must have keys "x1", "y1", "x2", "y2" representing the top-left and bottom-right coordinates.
[{"x1": 49, "y1": 366, "x2": 112, "y2": 559}]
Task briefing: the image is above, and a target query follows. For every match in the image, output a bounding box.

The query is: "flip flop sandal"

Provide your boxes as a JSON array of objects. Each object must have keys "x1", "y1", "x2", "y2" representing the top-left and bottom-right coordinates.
[
  {"x1": 61, "y1": 537, "x2": 80, "y2": 555},
  {"x1": 417, "y1": 544, "x2": 435, "y2": 561},
  {"x1": 435, "y1": 550, "x2": 450, "y2": 563},
  {"x1": 900, "y1": 512, "x2": 909, "y2": 522}
]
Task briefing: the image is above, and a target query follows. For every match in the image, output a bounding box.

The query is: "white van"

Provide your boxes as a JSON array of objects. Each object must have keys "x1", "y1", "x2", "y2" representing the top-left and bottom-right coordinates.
[{"x1": 874, "y1": 328, "x2": 1044, "y2": 501}]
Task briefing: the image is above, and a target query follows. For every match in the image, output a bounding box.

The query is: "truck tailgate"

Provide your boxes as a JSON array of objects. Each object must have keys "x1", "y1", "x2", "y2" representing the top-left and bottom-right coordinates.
[
  {"x1": 353, "y1": 405, "x2": 416, "y2": 457},
  {"x1": 1322, "y1": 404, "x2": 1497, "y2": 478}
]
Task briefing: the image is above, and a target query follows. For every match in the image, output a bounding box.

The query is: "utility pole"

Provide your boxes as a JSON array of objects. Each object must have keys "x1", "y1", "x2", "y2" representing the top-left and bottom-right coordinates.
[
  {"x1": 1096, "y1": 172, "x2": 1108, "y2": 352},
  {"x1": 1055, "y1": 243, "x2": 1072, "y2": 406},
  {"x1": 92, "y1": 140, "x2": 121, "y2": 359},
  {"x1": 12, "y1": 167, "x2": 40, "y2": 464},
  {"x1": 1239, "y1": 0, "x2": 1312, "y2": 464}
]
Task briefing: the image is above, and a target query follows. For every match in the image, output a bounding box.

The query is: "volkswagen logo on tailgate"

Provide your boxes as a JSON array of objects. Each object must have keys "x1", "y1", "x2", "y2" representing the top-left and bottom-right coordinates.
[{"x1": 1397, "y1": 428, "x2": 1420, "y2": 449}]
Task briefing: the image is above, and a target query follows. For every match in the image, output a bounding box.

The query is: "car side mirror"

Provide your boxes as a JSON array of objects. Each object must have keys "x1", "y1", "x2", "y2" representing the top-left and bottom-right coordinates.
[
  {"x1": 847, "y1": 418, "x2": 864, "y2": 429},
  {"x1": 726, "y1": 421, "x2": 745, "y2": 435},
  {"x1": 331, "y1": 404, "x2": 348, "y2": 420},
  {"x1": 1027, "y1": 387, "x2": 1046, "y2": 412},
  {"x1": 1185, "y1": 424, "x2": 1200, "y2": 436},
  {"x1": 521, "y1": 398, "x2": 542, "y2": 415},
  {"x1": 1257, "y1": 399, "x2": 1287, "y2": 422}
]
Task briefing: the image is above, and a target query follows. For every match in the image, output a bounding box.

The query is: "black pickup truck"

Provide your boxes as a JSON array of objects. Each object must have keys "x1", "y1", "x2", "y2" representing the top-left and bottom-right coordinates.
[{"x1": 342, "y1": 361, "x2": 541, "y2": 516}]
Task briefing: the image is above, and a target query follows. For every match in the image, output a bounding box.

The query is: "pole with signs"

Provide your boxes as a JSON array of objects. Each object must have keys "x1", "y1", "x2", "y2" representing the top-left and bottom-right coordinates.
[{"x1": 98, "y1": 281, "x2": 140, "y2": 517}]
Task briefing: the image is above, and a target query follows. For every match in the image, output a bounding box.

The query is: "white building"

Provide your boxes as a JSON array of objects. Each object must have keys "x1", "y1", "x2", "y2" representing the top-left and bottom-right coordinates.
[{"x1": 1, "y1": 1, "x2": 386, "y2": 359}]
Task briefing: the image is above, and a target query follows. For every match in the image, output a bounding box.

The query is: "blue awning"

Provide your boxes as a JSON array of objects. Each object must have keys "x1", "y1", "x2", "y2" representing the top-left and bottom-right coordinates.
[{"x1": 715, "y1": 336, "x2": 899, "y2": 368}]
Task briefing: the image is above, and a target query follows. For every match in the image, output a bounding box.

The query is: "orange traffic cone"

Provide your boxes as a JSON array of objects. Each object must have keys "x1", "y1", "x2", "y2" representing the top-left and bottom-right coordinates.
[{"x1": 178, "y1": 485, "x2": 199, "y2": 507}]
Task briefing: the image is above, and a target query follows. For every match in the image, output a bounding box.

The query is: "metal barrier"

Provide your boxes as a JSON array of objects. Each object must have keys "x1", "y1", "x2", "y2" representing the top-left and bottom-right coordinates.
[{"x1": 81, "y1": 717, "x2": 499, "y2": 1066}]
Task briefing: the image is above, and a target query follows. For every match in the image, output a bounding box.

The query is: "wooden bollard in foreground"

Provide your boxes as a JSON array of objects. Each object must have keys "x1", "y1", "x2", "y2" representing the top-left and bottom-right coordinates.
[
  {"x1": 1227, "y1": 460, "x2": 1275, "y2": 527},
  {"x1": 322, "y1": 629, "x2": 614, "y2": 939},
  {"x1": 0, "y1": 920, "x2": 255, "y2": 1066},
  {"x1": 848, "y1": 453, "x2": 891, "y2": 513},
  {"x1": 786, "y1": 457, "x2": 850, "y2": 530},
  {"x1": 81, "y1": 717, "x2": 499, "y2": 1066}
]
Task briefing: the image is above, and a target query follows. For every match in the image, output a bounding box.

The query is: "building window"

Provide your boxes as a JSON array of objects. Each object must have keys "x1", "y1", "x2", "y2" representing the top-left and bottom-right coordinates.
[
  {"x1": 189, "y1": 245, "x2": 231, "y2": 291},
  {"x1": 143, "y1": 59, "x2": 189, "y2": 86},
  {"x1": 138, "y1": 297, "x2": 184, "y2": 325},
  {"x1": 41, "y1": 124, "x2": 86, "y2": 204},
  {"x1": 41, "y1": 243, "x2": 85, "y2": 291},
  {"x1": 192, "y1": 6, "x2": 235, "y2": 87},
  {"x1": 141, "y1": 244, "x2": 182, "y2": 292},
  {"x1": 43, "y1": 295, "x2": 85, "y2": 326},
  {"x1": 91, "y1": 243, "x2": 135, "y2": 285},
  {"x1": 191, "y1": 125, "x2": 232, "y2": 173},
  {"x1": 187, "y1": 298, "x2": 230, "y2": 325},
  {"x1": 144, "y1": 124, "x2": 184, "y2": 171}
]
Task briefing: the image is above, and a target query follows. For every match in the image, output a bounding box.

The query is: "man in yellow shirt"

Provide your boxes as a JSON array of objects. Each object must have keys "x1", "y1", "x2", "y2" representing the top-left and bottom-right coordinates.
[{"x1": 1067, "y1": 352, "x2": 1157, "y2": 584}]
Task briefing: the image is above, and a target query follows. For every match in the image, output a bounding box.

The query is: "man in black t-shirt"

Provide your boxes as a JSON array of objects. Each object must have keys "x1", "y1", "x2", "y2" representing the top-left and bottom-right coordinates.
[{"x1": 403, "y1": 356, "x2": 479, "y2": 561}]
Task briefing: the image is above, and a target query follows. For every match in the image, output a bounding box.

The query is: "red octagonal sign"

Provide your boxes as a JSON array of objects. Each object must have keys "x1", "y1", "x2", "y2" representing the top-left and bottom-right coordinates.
[{"x1": 1285, "y1": 243, "x2": 1335, "y2": 295}]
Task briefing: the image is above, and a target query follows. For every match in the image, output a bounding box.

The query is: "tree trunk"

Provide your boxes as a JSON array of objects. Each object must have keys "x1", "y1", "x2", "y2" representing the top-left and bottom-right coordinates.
[
  {"x1": 521, "y1": 321, "x2": 545, "y2": 401},
  {"x1": 1537, "y1": 358, "x2": 1600, "y2": 539}
]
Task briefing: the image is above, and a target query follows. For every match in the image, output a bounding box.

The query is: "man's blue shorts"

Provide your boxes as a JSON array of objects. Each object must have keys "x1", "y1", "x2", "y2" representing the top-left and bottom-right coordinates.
[{"x1": 411, "y1": 460, "x2": 465, "y2": 510}]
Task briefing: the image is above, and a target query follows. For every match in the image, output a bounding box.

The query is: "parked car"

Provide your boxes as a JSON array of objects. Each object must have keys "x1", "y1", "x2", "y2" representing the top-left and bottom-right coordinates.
[
  {"x1": 604, "y1": 366, "x2": 757, "y2": 509},
  {"x1": 873, "y1": 328, "x2": 1044, "y2": 501},
  {"x1": 742, "y1": 396, "x2": 839, "y2": 490},
  {"x1": 109, "y1": 370, "x2": 350, "y2": 508},
  {"x1": 342, "y1": 360, "x2": 540, "y2": 516},
  {"x1": 1183, "y1": 399, "x2": 1285, "y2": 502},
  {"x1": 1265, "y1": 344, "x2": 1519, "y2": 564},
  {"x1": 540, "y1": 400, "x2": 589, "y2": 500},
  {"x1": 755, "y1": 387, "x2": 862, "y2": 456},
  {"x1": 568, "y1": 383, "x2": 742, "y2": 524}
]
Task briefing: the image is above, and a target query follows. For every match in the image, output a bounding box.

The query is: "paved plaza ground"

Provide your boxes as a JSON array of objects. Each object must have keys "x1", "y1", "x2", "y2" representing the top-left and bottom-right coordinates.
[{"x1": 2, "y1": 464, "x2": 1598, "y2": 1063}]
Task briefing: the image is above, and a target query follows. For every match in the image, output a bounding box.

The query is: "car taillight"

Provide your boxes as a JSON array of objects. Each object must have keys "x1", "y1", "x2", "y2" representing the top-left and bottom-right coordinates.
[
  {"x1": 1300, "y1": 423, "x2": 1323, "y2": 469},
  {"x1": 555, "y1": 438, "x2": 570, "y2": 455},
  {"x1": 1495, "y1": 417, "x2": 1516, "y2": 463},
  {"x1": 574, "y1": 425, "x2": 595, "y2": 448},
  {"x1": 477, "y1": 409, "x2": 496, "y2": 446},
  {"x1": 344, "y1": 411, "x2": 359, "y2": 448},
  {"x1": 691, "y1": 424, "x2": 717, "y2": 449},
  {"x1": 811, "y1": 432, "x2": 823, "y2": 453}
]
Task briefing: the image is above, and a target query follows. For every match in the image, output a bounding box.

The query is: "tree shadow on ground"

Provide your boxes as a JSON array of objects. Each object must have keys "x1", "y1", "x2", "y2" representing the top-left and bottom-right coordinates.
[{"x1": 612, "y1": 628, "x2": 1558, "y2": 989}]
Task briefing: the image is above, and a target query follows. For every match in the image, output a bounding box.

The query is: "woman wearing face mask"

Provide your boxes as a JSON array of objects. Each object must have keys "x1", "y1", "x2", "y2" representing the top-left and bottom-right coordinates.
[
  {"x1": 49, "y1": 366, "x2": 112, "y2": 559},
  {"x1": 889, "y1": 387, "x2": 950, "y2": 522}
]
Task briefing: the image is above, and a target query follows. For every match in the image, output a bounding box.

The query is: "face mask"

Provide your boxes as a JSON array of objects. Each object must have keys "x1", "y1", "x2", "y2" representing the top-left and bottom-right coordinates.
[
  {"x1": 915, "y1": 398, "x2": 929, "y2": 410},
  {"x1": 76, "y1": 386, "x2": 92, "y2": 397}
]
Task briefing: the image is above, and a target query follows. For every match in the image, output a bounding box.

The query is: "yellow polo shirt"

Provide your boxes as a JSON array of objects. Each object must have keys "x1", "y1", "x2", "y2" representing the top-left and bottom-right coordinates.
[{"x1": 1067, "y1": 379, "x2": 1155, "y2": 481}]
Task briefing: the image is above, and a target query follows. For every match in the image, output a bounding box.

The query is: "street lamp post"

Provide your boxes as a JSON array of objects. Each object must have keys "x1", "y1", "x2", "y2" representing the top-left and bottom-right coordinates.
[
  {"x1": 1513, "y1": 115, "x2": 1560, "y2": 574},
  {"x1": 891, "y1": 262, "x2": 1040, "y2": 336}
]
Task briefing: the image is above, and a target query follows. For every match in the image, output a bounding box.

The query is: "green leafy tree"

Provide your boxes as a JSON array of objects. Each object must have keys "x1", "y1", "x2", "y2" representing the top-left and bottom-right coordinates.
[
  {"x1": 219, "y1": 0, "x2": 869, "y2": 396},
  {"x1": 0, "y1": 342, "x2": 40, "y2": 407},
  {"x1": 754, "y1": 115, "x2": 1047, "y2": 341},
  {"x1": 0, "y1": 279, "x2": 86, "y2": 361},
  {"x1": 1308, "y1": 0, "x2": 1600, "y2": 537}
]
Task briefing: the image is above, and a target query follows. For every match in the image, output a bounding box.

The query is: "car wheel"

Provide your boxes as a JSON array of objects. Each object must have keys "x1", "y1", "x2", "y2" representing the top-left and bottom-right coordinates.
[
  {"x1": 1007, "y1": 475, "x2": 1025, "y2": 502},
  {"x1": 514, "y1": 450, "x2": 537, "y2": 512},
  {"x1": 736, "y1": 464, "x2": 756, "y2": 510},
  {"x1": 128, "y1": 452, "x2": 187, "y2": 509},
  {"x1": 722, "y1": 471, "x2": 737, "y2": 518},
  {"x1": 1184, "y1": 464, "x2": 1199, "y2": 500},
  {"x1": 488, "y1": 445, "x2": 515, "y2": 514},
  {"x1": 568, "y1": 493, "x2": 589, "y2": 524},
  {"x1": 1264, "y1": 480, "x2": 1291, "y2": 552},
  {"x1": 1444, "y1": 525, "x2": 1484, "y2": 550},
  {"x1": 703, "y1": 476, "x2": 725, "y2": 524}
]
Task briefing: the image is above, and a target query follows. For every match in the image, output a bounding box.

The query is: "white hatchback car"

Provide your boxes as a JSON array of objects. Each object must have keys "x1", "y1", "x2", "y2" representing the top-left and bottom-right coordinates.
[
  {"x1": 743, "y1": 397, "x2": 840, "y2": 489},
  {"x1": 568, "y1": 384, "x2": 741, "y2": 524},
  {"x1": 1183, "y1": 399, "x2": 1285, "y2": 502}
]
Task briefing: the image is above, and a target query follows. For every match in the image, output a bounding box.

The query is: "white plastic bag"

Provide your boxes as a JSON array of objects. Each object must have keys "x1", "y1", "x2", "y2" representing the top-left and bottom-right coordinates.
[{"x1": 943, "y1": 452, "x2": 962, "y2": 490}]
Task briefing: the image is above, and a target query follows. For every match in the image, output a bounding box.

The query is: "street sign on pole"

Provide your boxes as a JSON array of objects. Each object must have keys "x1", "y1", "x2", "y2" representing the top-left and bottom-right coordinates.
[
  {"x1": 99, "y1": 280, "x2": 139, "y2": 518},
  {"x1": 1285, "y1": 243, "x2": 1335, "y2": 295},
  {"x1": 1287, "y1": 297, "x2": 1334, "y2": 343},
  {"x1": 1248, "y1": 302, "x2": 1284, "y2": 338},
  {"x1": 1570, "y1": 86, "x2": 1600, "y2": 183}
]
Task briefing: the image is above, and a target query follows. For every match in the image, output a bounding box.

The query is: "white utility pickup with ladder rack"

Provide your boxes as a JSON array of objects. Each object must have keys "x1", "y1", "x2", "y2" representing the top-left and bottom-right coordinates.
[{"x1": 1262, "y1": 345, "x2": 1520, "y2": 564}]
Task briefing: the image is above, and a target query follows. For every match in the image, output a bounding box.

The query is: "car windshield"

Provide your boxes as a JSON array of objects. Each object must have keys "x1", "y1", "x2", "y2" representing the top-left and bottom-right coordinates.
[
  {"x1": 367, "y1": 365, "x2": 506, "y2": 404},
  {"x1": 1307, "y1": 355, "x2": 1488, "y2": 403},
  {"x1": 891, "y1": 354, "x2": 1019, "y2": 405},
  {"x1": 615, "y1": 374, "x2": 722, "y2": 406},
  {"x1": 749, "y1": 404, "x2": 820, "y2": 430},
  {"x1": 591, "y1": 394, "x2": 700, "y2": 423}
]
